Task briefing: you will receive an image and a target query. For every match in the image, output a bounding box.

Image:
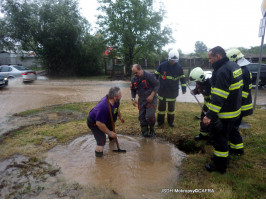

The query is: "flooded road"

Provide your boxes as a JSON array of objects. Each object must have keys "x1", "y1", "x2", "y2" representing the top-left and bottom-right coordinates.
[
  {"x1": 45, "y1": 134, "x2": 185, "y2": 198},
  {"x1": 0, "y1": 77, "x2": 265, "y2": 118},
  {"x1": 0, "y1": 78, "x2": 131, "y2": 117}
]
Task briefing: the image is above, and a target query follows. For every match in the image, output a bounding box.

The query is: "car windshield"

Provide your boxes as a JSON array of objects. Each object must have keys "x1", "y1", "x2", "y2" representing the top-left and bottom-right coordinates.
[
  {"x1": 13, "y1": 65, "x2": 29, "y2": 71},
  {"x1": 247, "y1": 64, "x2": 266, "y2": 72}
]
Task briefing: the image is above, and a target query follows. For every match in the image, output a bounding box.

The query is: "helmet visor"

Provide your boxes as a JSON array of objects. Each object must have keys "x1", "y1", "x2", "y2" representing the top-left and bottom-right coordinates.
[{"x1": 237, "y1": 58, "x2": 250, "y2": 67}]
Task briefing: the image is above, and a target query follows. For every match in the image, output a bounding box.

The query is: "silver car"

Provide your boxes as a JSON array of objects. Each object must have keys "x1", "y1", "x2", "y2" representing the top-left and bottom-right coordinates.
[{"x1": 0, "y1": 65, "x2": 37, "y2": 82}]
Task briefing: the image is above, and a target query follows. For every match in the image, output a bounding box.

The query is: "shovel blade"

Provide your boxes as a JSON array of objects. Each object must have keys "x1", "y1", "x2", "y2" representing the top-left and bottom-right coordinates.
[{"x1": 113, "y1": 149, "x2": 126, "y2": 153}]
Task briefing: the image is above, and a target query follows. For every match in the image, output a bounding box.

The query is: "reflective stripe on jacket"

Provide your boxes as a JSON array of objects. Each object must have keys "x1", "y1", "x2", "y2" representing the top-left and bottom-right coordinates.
[
  {"x1": 241, "y1": 66, "x2": 253, "y2": 116},
  {"x1": 155, "y1": 60, "x2": 186, "y2": 98},
  {"x1": 206, "y1": 57, "x2": 243, "y2": 119}
]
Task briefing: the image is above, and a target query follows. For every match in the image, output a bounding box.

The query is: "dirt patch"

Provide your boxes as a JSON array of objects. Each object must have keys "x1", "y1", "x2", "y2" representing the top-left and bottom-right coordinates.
[
  {"x1": 0, "y1": 154, "x2": 60, "y2": 198},
  {"x1": 0, "y1": 154, "x2": 120, "y2": 199},
  {"x1": 0, "y1": 108, "x2": 85, "y2": 138}
]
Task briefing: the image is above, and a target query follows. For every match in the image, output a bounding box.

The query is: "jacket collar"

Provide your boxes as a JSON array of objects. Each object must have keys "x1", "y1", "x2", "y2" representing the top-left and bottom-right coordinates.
[{"x1": 212, "y1": 57, "x2": 229, "y2": 71}]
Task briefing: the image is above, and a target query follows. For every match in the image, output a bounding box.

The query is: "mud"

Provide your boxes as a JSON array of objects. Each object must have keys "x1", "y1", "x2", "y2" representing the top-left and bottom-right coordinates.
[
  {"x1": 0, "y1": 155, "x2": 60, "y2": 198},
  {"x1": 0, "y1": 109, "x2": 85, "y2": 137},
  {"x1": 0, "y1": 118, "x2": 186, "y2": 198},
  {"x1": 44, "y1": 135, "x2": 186, "y2": 199},
  {"x1": 0, "y1": 90, "x2": 186, "y2": 198}
]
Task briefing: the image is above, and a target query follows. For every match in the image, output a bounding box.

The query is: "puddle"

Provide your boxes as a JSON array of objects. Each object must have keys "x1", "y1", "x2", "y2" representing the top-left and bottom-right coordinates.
[{"x1": 45, "y1": 134, "x2": 186, "y2": 198}]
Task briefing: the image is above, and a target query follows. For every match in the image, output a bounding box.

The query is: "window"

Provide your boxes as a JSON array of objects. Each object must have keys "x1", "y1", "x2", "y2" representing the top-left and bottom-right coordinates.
[
  {"x1": 0, "y1": 66, "x2": 12, "y2": 72},
  {"x1": 13, "y1": 65, "x2": 29, "y2": 71}
]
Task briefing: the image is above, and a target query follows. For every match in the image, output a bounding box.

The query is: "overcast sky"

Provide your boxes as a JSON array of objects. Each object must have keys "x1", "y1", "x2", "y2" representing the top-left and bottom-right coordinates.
[{"x1": 79, "y1": 0, "x2": 264, "y2": 54}]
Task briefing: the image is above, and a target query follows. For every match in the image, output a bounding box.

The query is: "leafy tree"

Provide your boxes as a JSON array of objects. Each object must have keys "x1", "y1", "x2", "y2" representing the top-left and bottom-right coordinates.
[
  {"x1": 194, "y1": 41, "x2": 207, "y2": 56},
  {"x1": 97, "y1": 0, "x2": 173, "y2": 76},
  {"x1": 1, "y1": 0, "x2": 105, "y2": 76},
  {"x1": 78, "y1": 33, "x2": 106, "y2": 75},
  {"x1": 238, "y1": 45, "x2": 266, "y2": 55}
]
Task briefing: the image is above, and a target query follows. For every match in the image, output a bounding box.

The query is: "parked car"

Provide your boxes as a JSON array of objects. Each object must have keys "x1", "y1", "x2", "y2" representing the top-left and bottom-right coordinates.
[
  {"x1": 0, "y1": 65, "x2": 37, "y2": 82},
  {"x1": 246, "y1": 63, "x2": 266, "y2": 87},
  {"x1": 0, "y1": 75, "x2": 8, "y2": 88}
]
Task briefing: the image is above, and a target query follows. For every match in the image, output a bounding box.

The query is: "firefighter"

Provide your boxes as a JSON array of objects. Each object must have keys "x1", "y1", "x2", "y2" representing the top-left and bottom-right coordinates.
[
  {"x1": 203, "y1": 46, "x2": 243, "y2": 174},
  {"x1": 155, "y1": 49, "x2": 186, "y2": 127},
  {"x1": 131, "y1": 64, "x2": 160, "y2": 137},
  {"x1": 189, "y1": 67, "x2": 212, "y2": 141},
  {"x1": 226, "y1": 48, "x2": 253, "y2": 155}
]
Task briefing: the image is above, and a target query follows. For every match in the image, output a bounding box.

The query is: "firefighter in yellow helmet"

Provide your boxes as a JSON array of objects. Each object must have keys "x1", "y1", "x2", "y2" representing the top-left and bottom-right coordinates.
[
  {"x1": 226, "y1": 48, "x2": 253, "y2": 155},
  {"x1": 189, "y1": 67, "x2": 212, "y2": 142},
  {"x1": 203, "y1": 46, "x2": 243, "y2": 174}
]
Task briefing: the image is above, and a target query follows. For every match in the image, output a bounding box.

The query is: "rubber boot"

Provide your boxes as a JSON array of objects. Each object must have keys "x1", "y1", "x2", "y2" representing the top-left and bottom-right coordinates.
[
  {"x1": 95, "y1": 151, "x2": 103, "y2": 158},
  {"x1": 167, "y1": 114, "x2": 175, "y2": 127},
  {"x1": 149, "y1": 125, "x2": 155, "y2": 137},
  {"x1": 229, "y1": 148, "x2": 244, "y2": 156},
  {"x1": 141, "y1": 126, "x2": 149, "y2": 137},
  {"x1": 206, "y1": 155, "x2": 227, "y2": 174},
  {"x1": 157, "y1": 114, "x2": 165, "y2": 127}
]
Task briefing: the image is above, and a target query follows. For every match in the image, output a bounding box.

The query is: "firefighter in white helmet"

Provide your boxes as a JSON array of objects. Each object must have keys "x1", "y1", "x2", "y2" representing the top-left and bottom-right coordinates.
[
  {"x1": 155, "y1": 49, "x2": 187, "y2": 127},
  {"x1": 189, "y1": 67, "x2": 212, "y2": 142},
  {"x1": 226, "y1": 48, "x2": 253, "y2": 155}
]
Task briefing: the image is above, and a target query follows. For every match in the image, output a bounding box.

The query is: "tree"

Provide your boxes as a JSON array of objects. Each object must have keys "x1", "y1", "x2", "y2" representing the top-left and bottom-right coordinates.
[
  {"x1": 97, "y1": 0, "x2": 173, "y2": 76},
  {"x1": 0, "y1": 0, "x2": 105, "y2": 76},
  {"x1": 194, "y1": 41, "x2": 207, "y2": 56}
]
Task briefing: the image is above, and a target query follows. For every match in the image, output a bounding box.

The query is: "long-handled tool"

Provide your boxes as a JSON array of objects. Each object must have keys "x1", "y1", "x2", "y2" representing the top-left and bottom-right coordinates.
[
  {"x1": 188, "y1": 83, "x2": 222, "y2": 129},
  {"x1": 107, "y1": 95, "x2": 126, "y2": 153},
  {"x1": 187, "y1": 83, "x2": 206, "y2": 115}
]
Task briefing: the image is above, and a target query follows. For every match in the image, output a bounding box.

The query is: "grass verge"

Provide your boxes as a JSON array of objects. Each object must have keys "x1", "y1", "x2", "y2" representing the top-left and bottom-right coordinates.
[{"x1": 0, "y1": 101, "x2": 265, "y2": 198}]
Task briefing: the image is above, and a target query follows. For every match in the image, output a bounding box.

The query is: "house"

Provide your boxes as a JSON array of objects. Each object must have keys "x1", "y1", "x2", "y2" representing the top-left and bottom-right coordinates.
[
  {"x1": 103, "y1": 47, "x2": 124, "y2": 76},
  {"x1": 0, "y1": 50, "x2": 41, "y2": 68}
]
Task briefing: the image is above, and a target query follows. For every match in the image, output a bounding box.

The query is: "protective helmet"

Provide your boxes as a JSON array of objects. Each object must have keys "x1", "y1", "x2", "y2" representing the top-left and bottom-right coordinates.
[
  {"x1": 168, "y1": 50, "x2": 179, "y2": 61},
  {"x1": 189, "y1": 67, "x2": 205, "y2": 82},
  {"x1": 226, "y1": 48, "x2": 250, "y2": 66},
  {"x1": 226, "y1": 48, "x2": 244, "y2": 62}
]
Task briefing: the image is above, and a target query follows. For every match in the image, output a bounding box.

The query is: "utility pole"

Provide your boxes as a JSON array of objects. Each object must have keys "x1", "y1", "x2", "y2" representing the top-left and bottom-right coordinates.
[{"x1": 253, "y1": 0, "x2": 266, "y2": 110}]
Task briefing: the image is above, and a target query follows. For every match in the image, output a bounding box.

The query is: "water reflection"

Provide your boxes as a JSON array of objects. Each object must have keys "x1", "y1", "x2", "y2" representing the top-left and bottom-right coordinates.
[{"x1": 45, "y1": 134, "x2": 186, "y2": 198}]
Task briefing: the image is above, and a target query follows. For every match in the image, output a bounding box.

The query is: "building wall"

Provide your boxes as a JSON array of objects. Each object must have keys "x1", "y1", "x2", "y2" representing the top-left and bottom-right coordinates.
[{"x1": 0, "y1": 52, "x2": 42, "y2": 68}]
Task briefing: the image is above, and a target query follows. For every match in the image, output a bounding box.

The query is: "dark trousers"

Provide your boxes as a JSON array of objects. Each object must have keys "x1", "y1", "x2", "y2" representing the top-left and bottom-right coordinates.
[
  {"x1": 157, "y1": 99, "x2": 175, "y2": 124},
  {"x1": 138, "y1": 97, "x2": 157, "y2": 127},
  {"x1": 210, "y1": 118, "x2": 238, "y2": 171},
  {"x1": 87, "y1": 117, "x2": 106, "y2": 146},
  {"x1": 87, "y1": 116, "x2": 115, "y2": 146},
  {"x1": 229, "y1": 115, "x2": 244, "y2": 153},
  {"x1": 200, "y1": 105, "x2": 210, "y2": 136}
]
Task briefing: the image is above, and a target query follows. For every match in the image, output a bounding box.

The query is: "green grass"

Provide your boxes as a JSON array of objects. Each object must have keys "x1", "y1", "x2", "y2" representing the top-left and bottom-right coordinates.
[{"x1": 0, "y1": 101, "x2": 265, "y2": 198}]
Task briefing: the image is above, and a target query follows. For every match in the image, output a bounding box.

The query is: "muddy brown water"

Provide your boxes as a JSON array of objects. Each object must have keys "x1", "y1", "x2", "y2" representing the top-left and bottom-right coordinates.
[
  {"x1": 0, "y1": 77, "x2": 265, "y2": 198},
  {"x1": 44, "y1": 134, "x2": 185, "y2": 198},
  {"x1": 1, "y1": 77, "x2": 265, "y2": 118}
]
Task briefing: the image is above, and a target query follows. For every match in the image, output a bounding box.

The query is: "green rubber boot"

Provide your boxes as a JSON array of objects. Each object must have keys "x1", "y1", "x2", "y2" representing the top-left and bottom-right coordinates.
[{"x1": 141, "y1": 126, "x2": 149, "y2": 137}]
